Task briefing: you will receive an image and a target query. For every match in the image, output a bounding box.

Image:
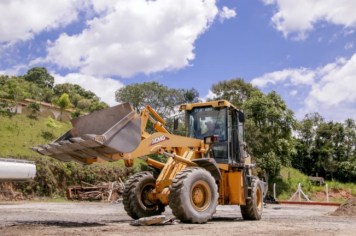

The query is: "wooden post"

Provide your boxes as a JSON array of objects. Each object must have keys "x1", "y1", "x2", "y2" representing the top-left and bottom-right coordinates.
[
  {"x1": 326, "y1": 184, "x2": 329, "y2": 203},
  {"x1": 274, "y1": 183, "x2": 276, "y2": 200}
]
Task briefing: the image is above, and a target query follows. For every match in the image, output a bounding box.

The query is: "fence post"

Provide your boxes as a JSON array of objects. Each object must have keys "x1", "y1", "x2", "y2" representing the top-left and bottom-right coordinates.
[
  {"x1": 273, "y1": 183, "x2": 276, "y2": 200},
  {"x1": 326, "y1": 184, "x2": 329, "y2": 203},
  {"x1": 298, "y1": 183, "x2": 301, "y2": 202}
]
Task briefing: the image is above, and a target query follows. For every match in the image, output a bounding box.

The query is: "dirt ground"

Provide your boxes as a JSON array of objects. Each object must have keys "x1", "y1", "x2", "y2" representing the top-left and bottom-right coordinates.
[
  {"x1": 0, "y1": 201, "x2": 355, "y2": 236},
  {"x1": 314, "y1": 189, "x2": 354, "y2": 200}
]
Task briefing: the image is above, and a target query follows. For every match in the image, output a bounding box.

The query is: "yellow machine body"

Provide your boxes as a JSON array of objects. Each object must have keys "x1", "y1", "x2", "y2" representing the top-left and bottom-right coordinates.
[{"x1": 32, "y1": 100, "x2": 263, "y2": 209}]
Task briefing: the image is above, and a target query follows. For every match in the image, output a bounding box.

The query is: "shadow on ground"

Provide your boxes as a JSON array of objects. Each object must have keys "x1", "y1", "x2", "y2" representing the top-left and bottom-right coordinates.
[{"x1": 13, "y1": 221, "x2": 106, "y2": 228}]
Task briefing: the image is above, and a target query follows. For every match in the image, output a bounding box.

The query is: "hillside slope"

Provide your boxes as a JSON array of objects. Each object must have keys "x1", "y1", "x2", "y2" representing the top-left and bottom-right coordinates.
[
  {"x1": 0, "y1": 112, "x2": 72, "y2": 157},
  {"x1": 0, "y1": 112, "x2": 145, "y2": 198},
  {"x1": 271, "y1": 167, "x2": 356, "y2": 203}
]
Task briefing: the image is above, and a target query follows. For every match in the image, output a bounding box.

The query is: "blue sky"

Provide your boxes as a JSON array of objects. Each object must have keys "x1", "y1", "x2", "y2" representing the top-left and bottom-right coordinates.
[{"x1": 1, "y1": 0, "x2": 356, "y2": 121}]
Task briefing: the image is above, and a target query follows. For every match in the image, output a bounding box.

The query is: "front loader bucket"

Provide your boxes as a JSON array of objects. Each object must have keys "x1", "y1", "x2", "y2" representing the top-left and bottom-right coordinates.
[{"x1": 30, "y1": 103, "x2": 141, "y2": 164}]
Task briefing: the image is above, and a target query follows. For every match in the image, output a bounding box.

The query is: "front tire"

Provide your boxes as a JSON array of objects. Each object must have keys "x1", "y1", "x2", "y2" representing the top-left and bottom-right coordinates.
[
  {"x1": 169, "y1": 167, "x2": 218, "y2": 223},
  {"x1": 123, "y1": 171, "x2": 165, "y2": 219},
  {"x1": 240, "y1": 178, "x2": 263, "y2": 220}
]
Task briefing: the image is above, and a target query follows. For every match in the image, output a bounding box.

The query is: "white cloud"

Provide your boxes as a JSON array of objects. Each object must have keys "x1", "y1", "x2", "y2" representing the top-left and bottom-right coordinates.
[
  {"x1": 252, "y1": 55, "x2": 356, "y2": 121},
  {"x1": 43, "y1": 0, "x2": 219, "y2": 78},
  {"x1": 219, "y1": 6, "x2": 236, "y2": 23},
  {"x1": 290, "y1": 90, "x2": 298, "y2": 96},
  {"x1": 200, "y1": 90, "x2": 217, "y2": 102},
  {"x1": 345, "y1": 42, "x2": 354, "y2": 50},
  {"x1": 263, "y1": 0, "x2": 356, "y2": 40},
  {"x1": 251, "y1": 68, "x2": 315, "y2": 88},
  {"x1": 53, "y1": 73, "x2": 124, "y2": 106},
  {"x1": 0, "y1": 0, "x2": 84, "y2": 44},
  {"x1": 344, "y1": 29, "x2": 355, "y2": 36},
  {"x1": 0, "y1": 64, "x2": 28, "y2": 76}
]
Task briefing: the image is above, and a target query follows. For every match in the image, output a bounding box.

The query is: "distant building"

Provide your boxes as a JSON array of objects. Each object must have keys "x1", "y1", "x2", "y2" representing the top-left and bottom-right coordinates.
[{"x1": 0, "y1": 98, "x2": 72, "y2": 122}]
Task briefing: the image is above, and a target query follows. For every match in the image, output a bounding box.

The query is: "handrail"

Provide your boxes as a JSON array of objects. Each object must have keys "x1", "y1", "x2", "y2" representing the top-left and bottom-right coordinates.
[{"x1": 0, "y1": 158, "x2": 35, "y2": 164}]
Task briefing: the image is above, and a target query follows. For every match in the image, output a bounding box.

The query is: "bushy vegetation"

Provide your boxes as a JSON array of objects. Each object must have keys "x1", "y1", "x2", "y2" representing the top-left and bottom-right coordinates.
[
  {"x1": 8, "y1": 155, "x2": 144, "y2": 198},
  {"x1": 293, "y1": 114, "x2": 356, "y2": 182},
  {"x1": 270, "y1": 166, "x2": 356, "y2": 203},
  {"x1": 0, "y1": 67, "x2": 109, "y2": 116},
  {"x1": 0, "y1": 113, "x2": 146, "y2": 198}
]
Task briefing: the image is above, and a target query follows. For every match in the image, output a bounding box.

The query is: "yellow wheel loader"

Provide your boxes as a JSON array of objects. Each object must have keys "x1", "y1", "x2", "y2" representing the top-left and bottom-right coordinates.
[{"x1": 31, "y1": 100, "x2": 267, "y2": 223}]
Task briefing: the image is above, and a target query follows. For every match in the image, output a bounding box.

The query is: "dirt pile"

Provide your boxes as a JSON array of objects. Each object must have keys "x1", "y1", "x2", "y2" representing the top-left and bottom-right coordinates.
[
  {"x1": 330, "y1": 198, "x2": 356, "y2": 217},
  {"x1": 314, "y1": 188, "x2": 353, "y2": 200}
]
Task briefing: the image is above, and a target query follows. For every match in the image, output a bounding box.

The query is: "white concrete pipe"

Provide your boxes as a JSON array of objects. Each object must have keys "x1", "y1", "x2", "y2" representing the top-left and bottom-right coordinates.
[{"x1": 0, "y1": 158, "x2": 36, "y2": 182}]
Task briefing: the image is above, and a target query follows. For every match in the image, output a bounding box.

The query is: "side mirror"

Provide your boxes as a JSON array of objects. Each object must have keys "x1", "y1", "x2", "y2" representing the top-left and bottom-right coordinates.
[
  {"x1": 174, "y1": 117, "x2": 179, "y2": 130},
  {"x1": 238, "y1": 111, "x2": 245, "y2": 123}
]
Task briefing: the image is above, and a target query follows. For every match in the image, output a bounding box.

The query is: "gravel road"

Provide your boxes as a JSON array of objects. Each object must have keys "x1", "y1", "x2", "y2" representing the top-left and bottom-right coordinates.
[{"x1": 0, "y1": 201, "x2": 355, "y2": 235}]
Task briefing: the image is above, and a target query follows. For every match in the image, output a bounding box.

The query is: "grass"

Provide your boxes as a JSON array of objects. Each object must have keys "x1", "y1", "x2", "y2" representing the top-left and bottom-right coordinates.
[
  {"x1": 0, "y1": 112, "x2": 147, "y2": 198},
  {"x1": 270, "y1": 166, "x2": 356, "y2": 203},
  {"x1": 0, "y1": 112, "x2": 72, "y2": 157}
]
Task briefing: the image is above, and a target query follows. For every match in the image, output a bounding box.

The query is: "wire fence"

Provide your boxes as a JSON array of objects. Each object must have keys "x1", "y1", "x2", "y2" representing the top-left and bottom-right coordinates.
[{"x1": 267, "y1": 182, "x2": 355, "y2": 203}]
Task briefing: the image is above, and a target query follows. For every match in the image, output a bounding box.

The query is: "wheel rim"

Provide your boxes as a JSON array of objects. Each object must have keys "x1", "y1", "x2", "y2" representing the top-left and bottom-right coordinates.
[
  {"x1": 256, "y1": 186, "x2": 262, "y2": 211},
  {"x1": 190, "y1": 180, "x2": 211, "y2": 212},
  {"x1": 139, "y1": 183, "x2": 157, "y2": 211}
]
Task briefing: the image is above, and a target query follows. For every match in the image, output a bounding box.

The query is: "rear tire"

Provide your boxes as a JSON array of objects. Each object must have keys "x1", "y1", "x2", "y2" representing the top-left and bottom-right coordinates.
[
  {"x1": 240, "y1": 178, "x2": 263, "y2": 220},
  {"x1": 169, "y1": 167, "x2": 218, "y2": 223},
  {"x1": 123, "y1": 171, "x2": 165, "y2": 219}
]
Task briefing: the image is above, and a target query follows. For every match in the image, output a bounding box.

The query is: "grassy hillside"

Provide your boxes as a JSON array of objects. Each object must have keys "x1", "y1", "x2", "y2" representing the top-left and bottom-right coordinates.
[
  {"x1": 0, "y1": 112, "x2": 146, "y2": 198},
  {"x1": 0, "y1": 112, "x2": 72, "y2": 157},
  {"x1": 271, "y1": 167, "x2": 356, "y2": 203}
]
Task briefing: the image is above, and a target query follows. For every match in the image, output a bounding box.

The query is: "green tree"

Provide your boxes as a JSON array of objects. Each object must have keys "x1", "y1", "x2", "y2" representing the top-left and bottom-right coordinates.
[
  {"x1": 53, "y1": 83, "x2": 76, "y2": 98},
  {"x1": 23, "y1": 67, "x2": 54, "y2": 89},
  {"x1": 115, "y1": 81, "x2": 183, "y2": 119},
  {"x1": 4, "y1": 78, "x2": 27, "y2": 112},
  {"x1": 211, "y1": 78, "x2": 257, "y2": 107},
  {"x1": 53, "y1": 83, "x2": 98, "y2": 106},
  {"x1": 25, "y1": 82, "x2": 40, "y2": 100},
  {"x1": 77, "y1": 99, "x2": 92, "y2": 110},
  {"x1": 88, "y1": 101, "x2": 109, "y2": 113},
  {"x1": 182, "y1": 88, "x2": 200, "y2": 103},
  {"x1": 74, "y1": 84, "x2": 97, "y2": 100},
  {"x1": 71, "y1": 94, "x2": 83, "y2": 108},
  {"x1": 344, "y1": 119, "x2": 356, "y2": 160},
  {"x1": 70, "y1": 108, "x2": 84, "y2": 118},
  {"x1": 57, "y1": 93, "x2": 71, "y2": 121},
  {"x1": 243, "y1": 90, "x2": 296, "y2": 176},
  {"x1": 292, "y1": 113, "x2": 324, "y2": 173},
  {"x1": 314, "y1": 121, "x2": 346, "y2": 179},
  {"x1": 41, "y1": 87, "x2": 54, "y2": 103},
  {"x1": 44, "y1": 116, "x2": 62, "y2": 140},
  {"x1": 27, "y1": 102, "x2": 41, "y2": 116}
]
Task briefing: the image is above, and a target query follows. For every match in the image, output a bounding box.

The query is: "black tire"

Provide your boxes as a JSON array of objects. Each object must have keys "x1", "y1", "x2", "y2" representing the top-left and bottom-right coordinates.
[
  {"x1": 169, "y1": 167, "x2": 218, "y2": 223},
  {"x1": 240, "y1": 178, "x2": 263, "y2": 220},
  {"x1": 123, "y1": 171, "x2": 165, "y2": 219}
]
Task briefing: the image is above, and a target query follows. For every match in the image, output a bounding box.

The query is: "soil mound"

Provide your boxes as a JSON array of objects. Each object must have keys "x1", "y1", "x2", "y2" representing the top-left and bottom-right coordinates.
[
  {"x1": 314, "y1": 188, "x2": 353, "y2": 200},
  {"x1": 330, "y1": 198, "x2": 356, "y2": 217}
]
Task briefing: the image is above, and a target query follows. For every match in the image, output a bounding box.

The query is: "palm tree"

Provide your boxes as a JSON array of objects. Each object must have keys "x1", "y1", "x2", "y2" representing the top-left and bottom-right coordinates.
[{"x1": 57, "y1": 93, "x2": 71, "y2": 121}]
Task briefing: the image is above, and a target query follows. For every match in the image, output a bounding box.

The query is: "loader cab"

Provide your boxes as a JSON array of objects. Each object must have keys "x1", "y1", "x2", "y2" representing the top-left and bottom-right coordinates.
[{"x1": 179, "y1": 100, "x2": 245, "y2": 166}]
